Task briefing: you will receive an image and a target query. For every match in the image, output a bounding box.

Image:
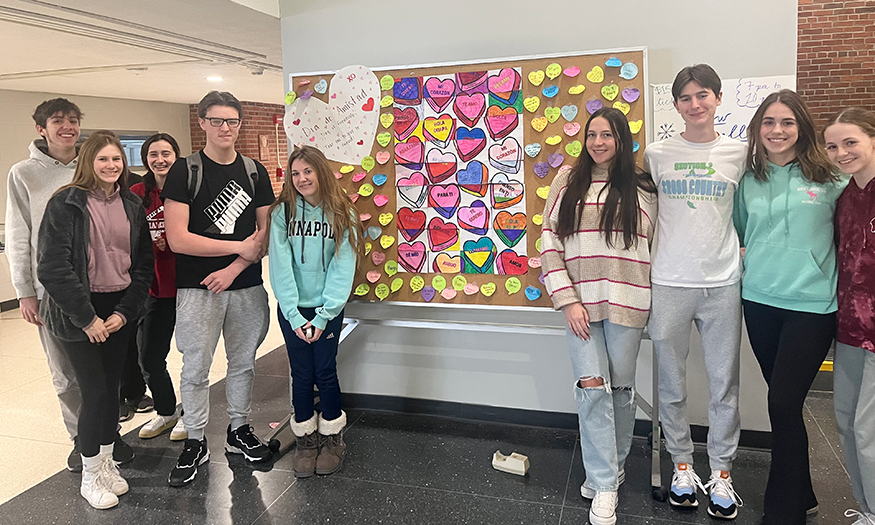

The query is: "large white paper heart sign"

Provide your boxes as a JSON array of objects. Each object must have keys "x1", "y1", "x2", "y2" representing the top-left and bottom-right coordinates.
[{"x1": 284, "y1": 65, "x2": 381, "y2": 164}]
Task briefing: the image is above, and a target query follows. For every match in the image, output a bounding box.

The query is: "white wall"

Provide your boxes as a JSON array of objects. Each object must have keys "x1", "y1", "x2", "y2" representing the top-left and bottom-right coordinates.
[
  {"x1": 0, "y1": 89, "x2": 192, "y2": 302},
  {"x1": 278, "y1": 0, "x2": 798, "y2": 432}
]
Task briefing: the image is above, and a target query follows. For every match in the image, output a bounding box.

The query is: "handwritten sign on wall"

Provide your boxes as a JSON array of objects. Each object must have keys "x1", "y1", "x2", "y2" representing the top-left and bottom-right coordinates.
[{"x1": 651, "y1": 75, "x2": 796, "y2": 143}]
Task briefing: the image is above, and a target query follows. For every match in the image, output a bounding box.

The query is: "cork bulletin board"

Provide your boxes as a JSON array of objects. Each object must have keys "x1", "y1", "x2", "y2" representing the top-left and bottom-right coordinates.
[{"x1": 284, "y1": 48, "x2": 647, "y2": 308}]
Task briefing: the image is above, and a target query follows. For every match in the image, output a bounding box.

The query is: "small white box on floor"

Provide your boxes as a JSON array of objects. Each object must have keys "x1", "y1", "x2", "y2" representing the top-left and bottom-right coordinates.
[{"x1": 492, "y1": 450, "x2": 529, "y2": 476}]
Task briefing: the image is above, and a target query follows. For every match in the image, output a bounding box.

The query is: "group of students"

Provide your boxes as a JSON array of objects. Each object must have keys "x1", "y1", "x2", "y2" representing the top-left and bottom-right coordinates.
[
  {"x1": 6, "y1": 92, "x2": 361, "y2": 510},
  {"x1": 542, "y1": 63, "x2": 875, "y2": 525}
]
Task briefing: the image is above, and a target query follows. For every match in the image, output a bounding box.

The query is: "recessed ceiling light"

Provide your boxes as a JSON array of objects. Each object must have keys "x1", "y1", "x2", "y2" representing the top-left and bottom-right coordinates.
[{"x1": 207, "y1": 76, "x2": 223, "y2": 82}]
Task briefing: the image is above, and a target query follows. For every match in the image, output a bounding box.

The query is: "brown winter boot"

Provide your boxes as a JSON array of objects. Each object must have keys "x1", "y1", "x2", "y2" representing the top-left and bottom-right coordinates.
[
  {"x1": 289, "y1": 414, "x2": 319, "y2": 478},
  {"x1": 316, "y1": 411, "x2": 347, "y2": 475}
]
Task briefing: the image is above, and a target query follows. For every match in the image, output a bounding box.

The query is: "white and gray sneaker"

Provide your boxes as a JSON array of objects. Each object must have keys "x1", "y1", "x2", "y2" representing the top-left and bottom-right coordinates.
[
  {"x1": 589, "y1": 490, "x2": 618, "y2": 525},
  {"x1": 845, "y1": 509, "x2": 875, "y2": 524},
  {"x1": 139, "y1": 411, "x2": 180, "y2": 439},
  {"x1": 169, "y1": 417, "x2": 188, "y2": 441},
  {"x1": 704, "y1": 470, "x2": 743, "y2": 519},
  {"x1": 581, "y1": 468, "x2": 625, "y2": 499},
  {"x1": 669, "y1": 463, "x2": 705, "y2": 507}
]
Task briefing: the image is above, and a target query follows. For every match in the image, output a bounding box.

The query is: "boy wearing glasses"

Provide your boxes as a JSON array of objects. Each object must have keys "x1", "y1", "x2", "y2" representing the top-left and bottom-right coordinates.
[{"x1": 162, "y1": 91, "x2": 275, "y2": 486}]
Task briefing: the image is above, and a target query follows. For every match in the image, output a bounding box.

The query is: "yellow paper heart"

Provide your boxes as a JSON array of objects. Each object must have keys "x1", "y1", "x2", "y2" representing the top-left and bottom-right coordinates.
[
  {"x1": 376, "y1": 133, "x2": 391, "y2": 147},
  {"x1": 613, "y1": 101, "x2": 631, "y2": 115},
  {"x1": 354, "y1": 283, "x2": 370, "y2": 296},
  {"x1": 364, "y1": 242, "x2": 372, "y2": 256},
  {"x1": 546, "y1": 63, "x2": 562, "y2": 80},
  {"x1": 523, "y1": 96, "x2": 541, "y2": 113},
  {"x1": 528, "y1": 70, "x2": 545, "y2": 86},
  {"x1": 545, "y1": 135, "x2": 562, "y2": 146},
  {"x1": 586, "y1": 66, "x2": 605, "y2": 83},
  {"x1": 532, "y1": 214, "x2": 544, "y2": 226},
  {"x1": 358, "y1": 183, "x2": 374, "y2": 197},
  {"x1": 361, "y1": 156, "x2": 375, "y2": 173},
  {"x1": 380, "y1": 95, "x2": 394, "y2": 108},
  {"x1": 379, "y1": 75, "x2": 394, "y2": 91},
  {"x1": 505, "y1": 277, "x2": 522, "y2": 294},
  {"x1": 390, "y1": 277, "x2": 404, "y2": 293},
  {"x1": 378, "y1": 213, "x2": 393, "y2": 226},
  {"x1": 536, "y1": 186, "x2": 551, "y2": 199},
  {"x1": 379, "y1": 235, "x2": 395, "y2": 249},
  {"x1": 340, "y1": 165, "x2": 354, "y2": 174},
  {"x1": 535, "y1": 238, "x2": 542, "y2": 252},
  {"x1": 601, "y1": 84, "x2": 619, "y2": 101},
  {"x1": 285, "y1": 91, "x2": 297, "y2": 105},
  {"x1": 380, "y1": 113, "x2": 394, "y2": 128},
  {"x1": 452, "y1": 275, "x2": 467, "y2": 291},
  {"x1": 375, "y1": 283, "x2": 390, "y2": 301},
  {"x1": 410, "y1": 275, "x2": 425, "y2": 292},
  {"x1": 531, "y1": 117, "x2": 548, "y2": 132},
  {"x1": 629, "y1": 119, "x2": 643, "y2": 134},
  {"x1": 422, "y1": 116, "x2": 454, "y2": 144},
  {"x1": 432, "y1": 275, "x2": 446, "y2": 292},
  {"x1": 481, "y1": 282, "x2": 496, "y2": 297},
  {"x1": 566, "y1": 140, "x2": 582, "y2": 157},
  {"x1": 544, "y1": 107, "x2": 561, "y2": 123},
  {"x1": 568, "y1": 84, "x2": 586, "y2": 95},
  {"x1": 385, "y1": 260, "x2": 398, "y2": 277}
]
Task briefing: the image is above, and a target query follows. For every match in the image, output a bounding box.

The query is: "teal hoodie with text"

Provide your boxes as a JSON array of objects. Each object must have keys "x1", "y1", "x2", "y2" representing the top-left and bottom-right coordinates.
[
  {"x1": 733, "y1": 162, "x2": 847, "y2": 313},
  {"x1": 269, "y1": 196, "x2": 357, "y2": 330}
]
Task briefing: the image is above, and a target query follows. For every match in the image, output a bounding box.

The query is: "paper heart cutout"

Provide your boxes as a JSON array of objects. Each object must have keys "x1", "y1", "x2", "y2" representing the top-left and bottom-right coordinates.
[
  {"x1": 375, "y1": 151, "x2": 391, "y2": 164},
  {"x1": 359, "y1": 213, "x2": 371, "y2": 222},
  {"x1": 427, "y1": 184, "x2": 461, "y2": 219},
  {"x1": 485, "y1": 105, "x2": 519, "y2": 140},
  {"x1": 349, "y1": 193, "x2": 359, "y2": 203},
  {"x1": 545, "y1": 135, "x2": 562, "y2": 146},
  {"x1": 362, "y1": 156, "x2": 375, "y2": 172},
  {"x1": 364, "y1": 241, "x2": 371, "y2": 255},
  {"x1": 393, "y1": 77, "x2": 422, "y2": 106},
  {"x1": 455, "y1": 127, "x2": 487, "y2": 162},
  {"x1": 379, "y1": 212, "x2": 393, "y2": 226},
  {"x1": 456, "y1": 71, "x2": 487, "y2": 92},
  {"x1": 523, "y1": 96, "x2": 541, "y2": 113},
  {"x1": 561, "y1": 104, "x2": 579, "y2": 122},
  {"x1": 432, "y1": 275, "x2": 447, "y2": 292},
  {"x1": 462, "y1": 237, "x2": 496, "y2": 273},
  {"x1": 433, "y1": 252, "x2": 463, "y2": 273},
  {"x1": 334, "y1": 172, "x2": 343, "y2": 179},
  {"x1": 496, "y1": 250, "x2": 528, "y2": 275},
  {"x1": 532, "y1": 214, "x2": 543, "y2": 226},
  {"x1": 374, "y1": 194, "x2": 389, "y2": 207},
  {"x1": 601, "y1": 84, "x2": 619, "y2": 101},
  {"x1": 545, "y1": 63, "x2": 562, "y2": 80},
  {"x1": 379, "y1": 113, "x2": 394, "y2": 129},
  {"x1": 564, "y1": 122, "x2": 581, "y2": 136},
  {"x1": 629, "y1": 119, "x2": 643, "y2": 134},
  {"x1": 633, "y1": 141, "x2": 640, "y2": 152},
  {"x1": 586, "y1": 66, "x2": 605, "y2": 83},
  {"x1": 283, "y1": 65, "x2": 380, "y2": 164},
  {"x1": 372, "y1": 251, "x2": 386, "y2": 265},
  {"x1": 504, "y1": 277, "x2": 522, "y2": 294},
  {"x1": 314, "y1": 78, "x2": 328, "y2": 94},
  {"x1": 528, "y1": 70, "x2": 545, "y2": 86},
  {"x1": 377, "y1": 132, "x2": 392, "y2": 147},
  {"x1": 536, "y1": 186, "x2": 550, "y2": 199},
  {"x1": 366, "y1": 226, "x2": 381, "y2": 240},
  {"x1": 524, "y1": 143, "x2": 542, "y2": 158},
  {"x1": 421, "y1": 286, "x2": 436, "y2": 302},
  {"x1": 340, "y1": 165, "x2": 354, "y2": 174},
  {"x1": 427, "y1": 217, "x2": 459, "y2": 251},
  {"x1": 563, "y1": 66, "x2": 581, "y2": 78},
  {"x1": 358, "y1": 183, "x2": 374, "y2": 197},
  {"x1": 366, "y1": 270, "x2": 381, "y2": 283},
  {"x1": 464, "y1": 282, "x2": 479, "y2": 295},
  {"x1": 481, "y1": 282, "x2": 496, "y2": 297},
  {"x1": 622, "y1": 87, "x2": 640, "y2": 103},
  {"x1": 396, "y1": 172, "x2": 428, "y2": 208},
  {"x1": 458, "y1": 199, "x2": 489, "y2": 235},
  {"x1": 380, "y1": 95, "x2": 394, "y2": 108},
  {"x1": 535, "y1": 238, "x2": 542, "y2": 252},
  {"x1": 440, "y1": 288, "x2": 457, "y2": 300},
  {"x1": 585, "y1": 99, "x2": 604, "y2": 114},
  {"x1": 380, "y1": 75, "x2": 394, "y2": 91},
  {"x1": 488, "y1": 137, "x2": 522, "y2": 175},
  {"x1": 452, "y1": 275, "x2": 467, "y2": 291},
  {"x1": 393, "y1": 107, "x2": 419, "y2": 142},
  {"x1": 542, "y1": 85, "x2": 559, "y2": 98},
  {"x1": 385, "y1": 260, "x2": 398, "y2": 276},
  {"x1": 565, "y1": 140, "x2": 583, "y2": 158},
  {"x1": 395, "y1": 136, "x2": 424, "y2": 169},
  {"x1": 533, "y1": 162, "x2": 550, "y2": 178},
  {"x1": 453, "y1": 92, "x2": 486, "y2": 128},
  {"x1": 620, "y1": 62, "x2": 639, "y2": 80},
  {"x1": 424, "y1": 77, "x2": 456, "y2": 113},
  {"x1": 493, "y1": 211, "x2": 526, "y2": 248},
  {"x1": 569, "y1": 84, "x2": 586, "y2": 95},
  {"x1": 425, "y1": 148, "x2": 458, "y2": 184},
  {"x1": 531, "y1": 117, "x2": 548, "y2": 132},
  {"x1": 398, "y1": 241, "x2": 426, "y2": 272},
  {"x1": 410, "y1": 275, "x2": 425, "y2": 292},
  {"x1": 528, "y1": 257, "x2": 542, "y2": 268},
  {"x1": 488, "y1": 68, "x2": 521, "y2": 104},
  {"x1": 285, "y1": 91, "x2": 296, "y2": 105},
  {"x1": 398, "y1": 207, "x2": 426, "y2": 241},
  {"x1": 544, "y1": 106, "x2": 561, "y2": 123},
  {"x1": 422, "y1": 115, "x2": 455, "y2": 148},
  {"x1": 547, "y1": 152, "x2": 565, "y2": 168},
  {"x1": 613, "y1": 101, "x2": 631, "y2": 115},
  {"x1": 525, "y1": 285, "x2": 542, "y2": 301},
  {"x1": 352, "y1": 172, "x2": 367, "y2": 183},
  {"x1": 457, "y1": 160, "x2": 488, "y2": 197},
  {"x1": 605, "y1": 57, "x2": 622, "y2": 67},
  {"x1": 490, "y1": 172, "x2": 524, "y2": 209}
]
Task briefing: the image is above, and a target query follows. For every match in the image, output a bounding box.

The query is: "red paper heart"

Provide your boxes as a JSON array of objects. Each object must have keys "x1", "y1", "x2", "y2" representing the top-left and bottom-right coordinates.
[
  {"x1": 485, "y1": 106, "x2": 519, "y2": 141},
  {"x1": 394, "y1": 107, "x2": 419, "y2": 141},
  {"x1": 497, "y1": 249, "x2": 528, "y2": 275},
  {"x1": 426, "y1": 217, "x2": 459, "y2": 252},
  {"x1": 453, "y1": 93, "x2": 486, "y2": 128},
  {"x1": 397, "y1": 208, "x2": 426, "y2": 242},
  {"x1": 292, "y1": 119, "x2": 301, "y2": 126},
  {"x1": 395, "y1": 136, "x2": 424, "y2": 166},
  {"x1": 361, "y1": 98, "x2": 375, "y2": 112}
]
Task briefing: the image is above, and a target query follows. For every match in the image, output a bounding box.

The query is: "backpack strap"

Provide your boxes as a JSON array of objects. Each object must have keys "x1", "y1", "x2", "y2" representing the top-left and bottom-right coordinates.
[
  {"x1": 240, "y1": 155, "x2": 258, "y2": 196},
  {"x1": 185, "y1": 152, "x2": 202, "y2": 203}
]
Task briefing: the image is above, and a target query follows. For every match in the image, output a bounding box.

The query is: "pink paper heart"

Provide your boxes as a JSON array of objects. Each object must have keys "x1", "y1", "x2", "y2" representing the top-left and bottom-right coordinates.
[
  {"x1": 352, "y1": 172, "x2": 366, "y2": 183},
  {"x1": 375, "y1": 151, "x2": 391, "y2": 164},
  {"x1": 397, "y1": 171, "x2": 427, "y2": 187},
  {"x1": 359, "y1": 213, "x2": 371, "y2": 221},
  {"x1": 349, "y1": 193, "x2": 359, "y2": 203},
  {"x1": 528, "y1": 257, "x2": 542, "y2": 268},
  {"x1": 453, "y1": 93, "x2": 486, "y2": 128},
  {"x1": 366, "y1": 270, "x2": 381, "y2": 283},
  {"x1": 372, "y1": 251, "x2": 386, "y2": 265},
  {"x1": 398, "y1": 241, "x2": 426, "y2": 272},
  {"x1": 424, "y1": 77, "x2": 456, "y2": 113},
  {"x1": 563, "y1": 122, "x2": 581, "y2": 136},
  {"x1": 374, "y1": 194, "x2": 389, "y2": 207},
  {"x1": 622, "y1": 87, "x2": 640, "y2": 103},
  {"x1": 395, "y1": 136, "x2": 424, "y2": 165},
  {"x1": 334, "y1": 172, "x2": 343, "y2": 179},
  {"x1": 563, "y1": 66, "x2": 581, "y2": 77},
  {"x1": 440, "y1": 288, "x2": 457, "y2": 300},
  {"x1": 464, "y1": 283, "x2": 479, "y2": 295}
]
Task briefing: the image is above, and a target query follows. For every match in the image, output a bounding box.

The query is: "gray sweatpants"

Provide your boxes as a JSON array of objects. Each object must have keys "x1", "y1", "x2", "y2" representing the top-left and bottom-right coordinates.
[
  {"x1": 176, "y1": 285, "x2": 270, "y2": 440},
  {"x1": 39, "y1": 324, "x2": 81, "y2": 440},
  {"x1": 648, "y1": 282, "x2": 742, "y2": 472}
]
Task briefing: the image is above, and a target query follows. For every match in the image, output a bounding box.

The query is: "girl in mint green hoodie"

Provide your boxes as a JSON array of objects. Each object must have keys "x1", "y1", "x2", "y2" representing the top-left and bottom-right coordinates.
[
  {"x1": 268, "y1": 145, "x2": 363, "y2": 478},
  {"x1": 733, "y1": 89, "x2": 846, "y2": 524}
]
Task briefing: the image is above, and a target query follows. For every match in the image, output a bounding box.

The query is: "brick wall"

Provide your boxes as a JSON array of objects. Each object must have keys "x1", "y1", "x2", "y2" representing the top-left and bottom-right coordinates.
[
  {"x1": 797, "y1": 0, "x2": 875, "y2": 126},
  {"x1": 189, "y1": 102, "x2": 287, "y2": 195}
]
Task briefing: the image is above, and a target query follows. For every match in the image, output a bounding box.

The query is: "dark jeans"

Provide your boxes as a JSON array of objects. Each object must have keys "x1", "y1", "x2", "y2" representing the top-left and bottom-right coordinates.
[
  {"x1": 743, "y1": 300, "x2": 836, "y2": 525},
  {"x1": 137, "y1": 296, "x2": 177, "y2": 416},
  {"x1": 61, "y1": 291, "x2": 132, "y2": 458},
  {"x1": 277, "y1": 306, "x2": 344, "y2": 423},
  {"x1": 120, "y1": 321, "x2": 146, "y2": 403}
]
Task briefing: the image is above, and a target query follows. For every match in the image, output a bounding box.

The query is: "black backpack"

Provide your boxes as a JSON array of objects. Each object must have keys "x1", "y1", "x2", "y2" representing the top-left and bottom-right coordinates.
[{"x1": 185, "y1": 152, "x2": 258, "y2": 201}]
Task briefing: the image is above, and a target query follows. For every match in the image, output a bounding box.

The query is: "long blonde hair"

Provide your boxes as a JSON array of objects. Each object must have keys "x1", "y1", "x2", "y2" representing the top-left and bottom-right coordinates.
[
  {"x1": 268, "y1": 145, "x2": 363, "y2": 261},
  {"x1": 59, "y1": 130, "x2": 128, "y2": 194}
]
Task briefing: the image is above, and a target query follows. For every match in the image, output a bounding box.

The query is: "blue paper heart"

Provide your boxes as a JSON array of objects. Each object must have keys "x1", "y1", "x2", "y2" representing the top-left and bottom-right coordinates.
[
  {"x1": 605, "y1": 57, "x2": 623, "y2": 68},
  {"x1": 620, "y1": 62, "x2": 639, "y2": 80},
  {"x1": 561, "y1": 104, "x2": 578, "y2": 122},
  {"x1": 457, "y1": 162, "x2": 484, "y2": 185},
  {"x1": 314, "y1": 79, "x2": 328, "y2": 94},
  {"x1": 525, "y1": 285, "x2": 542, "y2": 301},
  {"x1": 372, "y1": 174, "x2": 388, "y2": 186},
  {"x1": 393, "y1": 77, "x2": 422, "y2": 103},
  {"x1": 542, "y1": 85, "x2": 559, "y2": 98},
  {"x1": 367, "y1": 226, "x2": 382, "y2": 240},
  {"x1": 524, "y1": 143, "x2": 541, "y2": 158},
  {"x1": 633, "y1": 141, "x2": 640, "y2": 152},
  {"x1": 456, "y1": 127, "x2": 486, "y2": 142},
  {"x1": 462, "y1": 237, "x2": 496, "y2": 273}
]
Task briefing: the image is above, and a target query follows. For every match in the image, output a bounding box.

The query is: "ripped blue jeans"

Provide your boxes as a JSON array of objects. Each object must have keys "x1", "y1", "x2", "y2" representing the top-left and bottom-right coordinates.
[{"x1": 567, "y1": 320, "x2": 643, "y2": 491}]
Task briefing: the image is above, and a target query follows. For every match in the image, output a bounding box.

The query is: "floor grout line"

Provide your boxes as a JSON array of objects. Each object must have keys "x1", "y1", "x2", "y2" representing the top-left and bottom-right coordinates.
[
  {"x1": 804, "y1": 400, "x2": 851, "y2": 480},
  {"x1": 557, "y1": 435, "x2": 578, "y2": 525}
]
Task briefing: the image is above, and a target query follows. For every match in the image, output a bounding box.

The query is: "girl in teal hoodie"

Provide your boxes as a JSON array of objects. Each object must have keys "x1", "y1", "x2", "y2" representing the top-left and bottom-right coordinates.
[
  {"x1": 733, "y1": 89, "x2": 846, "y2": 524},
  {"x1": 268, "y1": 145, "x2": 363, "y2": 478}
]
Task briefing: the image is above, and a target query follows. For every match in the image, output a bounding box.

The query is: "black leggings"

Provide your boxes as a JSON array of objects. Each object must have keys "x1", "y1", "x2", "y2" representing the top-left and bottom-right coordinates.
[
  {"x1": 137, "y1": 296, "x2": 177, "y2": 416},
  {"x1": 61, "y1": 291, "x2": 133, "y2": 458},
  {"x1": 743, "y1": 300, "x2": 836, "y2": 525}
]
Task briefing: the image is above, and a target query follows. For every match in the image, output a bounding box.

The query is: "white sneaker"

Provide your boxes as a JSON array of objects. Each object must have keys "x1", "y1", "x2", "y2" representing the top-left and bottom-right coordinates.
[
  {"x1": 99, "y1": 454, "x2": 129, "y2": 496},
  {"x1": 704, "y1": 470, "x2": 742, "y2": 519},
  {"x1": 669, "y1": 463, "x2": 705, "y2": 507},
  {"x1": 170, "y1": 417, "x2": 188, "y2": 441},
  {"x1": 589, "y1": 490, "x2": 618, "y2": 525},
  {"x1": 139, "y1": 411, "x2": 180, "y2": 439},
  {"x1": 581, "y1": 468, "x2": 625, "y2": 499},
  {"x1": 845, "y1": 509, "x2": 875, "y2": 524},
  {"x1": 81, "y1": 455, "x2": 118, "y2": 509}
]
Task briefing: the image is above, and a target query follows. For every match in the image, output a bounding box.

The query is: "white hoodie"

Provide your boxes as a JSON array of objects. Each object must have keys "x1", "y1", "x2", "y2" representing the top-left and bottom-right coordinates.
[{"x1": 5, "y1": 139, "x2": 77, "y2": 299}]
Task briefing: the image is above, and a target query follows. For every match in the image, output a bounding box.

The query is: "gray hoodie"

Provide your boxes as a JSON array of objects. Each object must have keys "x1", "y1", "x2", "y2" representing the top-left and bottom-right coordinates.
[{"x1": 5, "y1": 139, "x2": 77, "y2": 299}]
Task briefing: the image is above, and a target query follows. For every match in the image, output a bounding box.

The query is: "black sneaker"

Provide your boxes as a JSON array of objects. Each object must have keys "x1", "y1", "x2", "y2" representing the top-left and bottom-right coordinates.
[
  {"x1": 113, "y1": 434, "x2": 135, "y2": 465},
  {"x1": 67, "y1": 437, "x2": 82, "y2": 472},
  {"x1": 168, "y1": 438, "x2": 210, "y2": 487},
  {"x1": 225, "y1": 424, "x2": 272, "y2": 463},
  {"x1": 119, "y1": 403, "x2": 134, "y2": 422},
  {"x1": 127, "y1": 395, "x2": 155, "y2": 413}
]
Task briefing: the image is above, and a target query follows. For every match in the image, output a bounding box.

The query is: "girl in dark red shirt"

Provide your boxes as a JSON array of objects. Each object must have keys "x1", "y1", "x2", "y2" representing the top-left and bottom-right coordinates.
[
  {"x1": 824, "y1": 108, "x2": 875, "y2": 525},
  {"x1": 130, "y1": 133, "x2": 185, "y2": 441}
]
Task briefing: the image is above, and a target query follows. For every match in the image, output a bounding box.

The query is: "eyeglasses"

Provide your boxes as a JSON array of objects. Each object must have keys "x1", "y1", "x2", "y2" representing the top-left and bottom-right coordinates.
[{"x1": 204, "y1": 117, "x2": 241, "y2": 128}]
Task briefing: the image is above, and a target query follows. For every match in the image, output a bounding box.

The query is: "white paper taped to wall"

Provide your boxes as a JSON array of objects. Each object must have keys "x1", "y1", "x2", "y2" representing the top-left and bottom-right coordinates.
[{"x1": 650, "y1": 75, "x2": 796, "y2": 144}]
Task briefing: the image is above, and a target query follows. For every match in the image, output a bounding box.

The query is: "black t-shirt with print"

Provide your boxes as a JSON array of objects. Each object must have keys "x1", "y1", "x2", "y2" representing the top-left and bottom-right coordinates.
[{"x1": 161, "y1": 151, "x2": 275, "y2": 290}]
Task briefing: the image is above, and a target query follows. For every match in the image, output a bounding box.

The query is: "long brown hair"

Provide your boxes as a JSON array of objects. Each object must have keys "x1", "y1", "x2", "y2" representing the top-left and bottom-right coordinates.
[
  {"x1": 268, "y1": 145, "x2": 364, "y2": 260},
  {"x1": 746, "y1": 89, "x2": 838, "y2": 183},
  {"x1": 59, "y1": 130, "x2": 128, "y2": 194},
  {"x1": 556, "y1": 108, "x2": 656, "y2": 249},
  {"x1": 140, "y1": 133, "x2": 181, "y2": 209},
  {"x1": 824, "y1": 107, "x2": 875, "y2": 139}
]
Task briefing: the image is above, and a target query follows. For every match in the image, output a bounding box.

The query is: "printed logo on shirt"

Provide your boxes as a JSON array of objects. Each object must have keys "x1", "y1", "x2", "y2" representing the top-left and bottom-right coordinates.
[
  {"x1": 204, "y1": 180, "x2": 251, "y2": 234},
  {"x1": 660, "y1": 161, "x2": 729, "y2": 207},
  {"x1": 870, "y1": 217, "x2": 875, "y2": 233},
  {"x1": 288, "y1": 218, "x2": 336, "y2": 240},
  {"x1": 799, "y1": 186, "x2": 822, "y2": 205},
  {"x1": 145, "y1": 205, "x2": 164, "y2": 241}
]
